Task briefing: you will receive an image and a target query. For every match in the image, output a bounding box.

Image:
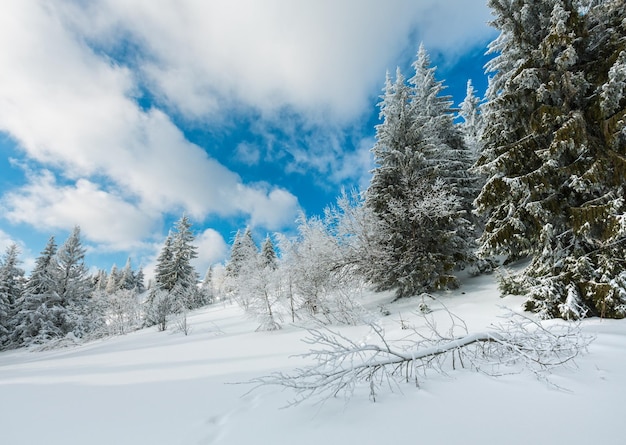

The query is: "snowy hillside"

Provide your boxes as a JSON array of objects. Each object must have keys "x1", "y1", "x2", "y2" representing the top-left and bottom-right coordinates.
[{"x1": 1, "y1": 272, "x2": 625, "y2": 445}]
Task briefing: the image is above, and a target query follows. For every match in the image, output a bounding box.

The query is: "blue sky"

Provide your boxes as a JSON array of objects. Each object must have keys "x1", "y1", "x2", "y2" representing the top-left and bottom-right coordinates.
[{"x1": 0, "y1": 0, "x2": 496, "y2": 278}]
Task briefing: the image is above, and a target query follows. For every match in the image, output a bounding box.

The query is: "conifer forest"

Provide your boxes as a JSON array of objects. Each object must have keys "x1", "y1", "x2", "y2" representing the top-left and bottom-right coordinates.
[{"x1": 0, "y1": 0, "x2": 625, "y2": 353}]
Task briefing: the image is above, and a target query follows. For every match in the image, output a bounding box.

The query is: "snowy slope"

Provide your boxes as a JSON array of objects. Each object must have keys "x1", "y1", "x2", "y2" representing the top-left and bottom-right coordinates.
[{"x1": 1, "y1": 272, "x2": 625, "y2": 445}]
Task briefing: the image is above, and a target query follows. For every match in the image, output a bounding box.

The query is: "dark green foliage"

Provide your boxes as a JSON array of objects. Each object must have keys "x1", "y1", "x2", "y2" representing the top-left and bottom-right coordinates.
[{"x1": 477, "y1": 0, "x2": 626, "y2": 318}]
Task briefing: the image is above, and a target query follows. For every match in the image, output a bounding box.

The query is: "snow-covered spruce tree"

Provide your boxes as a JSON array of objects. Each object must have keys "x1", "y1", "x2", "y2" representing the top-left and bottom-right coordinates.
[
  {"x1": 458, "y1": 79, "x2": 484, "y2": 160},
  {"x1": 224, "y1": 227, "x2": 258, "y2": 310},
  {"x1": 225, "y1": 228, "x2": 257, "y2": 279},
  {"x1": 365, "y1": 47, "x2": 476, "y2": 299},
  {"x1": 134, "y1": 267, "x2": 146, "y2": 294},
  {"x1": 224, "y1": 229, "x2": 242, "y2": 281},
  {"x1": 153, "y1": 232, "x2": 174, "y2": 290},
  {"x1": 11, "y1": 237, "x2": 64, "y2": 347},
  {"x1": 119, "y1": 258, "x2": 137, "y2": 291},
  {"x1": 105, "y1": 264, "x2": 121, "y2": 294},
  {"x1": 92, "y1": 269, "x2": 108, "y2": 293},
  {"x1": 409, "y1": 44, "x2": 480, "y2": 216},
  {"x1": 53, "y1": 226, "x2": 93, "y2": 336},
  {"x1": 475, "y1": 0, "x2": 626, "y2": 318},
  {"x1": 0, "y1": 244, "x2": 25, "y2": 347},
  {"x1": 146, "y1": 215, "x2": 200, "y2": 327},
  {"x1": 199, "y1": 266, "x2": 214, "y2": 306},
  {"x1": 168, "y1": 215, "x2": 200, "y2": 307},
  {"x1": 221, "y1": 230, "x2": 241, "y2": 302},
  {"x1": 261, "y1": 235, "x2": 278, "y2": 271},
  {"x1": 459, "y1": 79, "x2": 494, "y2": 244},
  {"x1": 145, "y1": 231, "x2": 174, "y2": 327}
]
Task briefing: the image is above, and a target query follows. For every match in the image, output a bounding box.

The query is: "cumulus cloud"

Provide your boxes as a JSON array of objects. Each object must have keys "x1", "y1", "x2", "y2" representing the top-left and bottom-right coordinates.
[
  {"x1": 55, "y1": 0, "x2": 491, "y2": 189},
  {"x1": 0, "y1": 0, "x2": 493, "y2": 263},
  {"x1": 329, "y1": 136, "x2": 377, "y2": 190},
  {"x1": 192, "y1": 228, "x2": 229, "y2": 275},
  {"x1": 242, "y1": 186, "x2": 301, "y2": 229},
  {"x1": 0, "y1": 229, "x2": 36, "y2": 273},
  {"x1": 234, "y1": 142, "x2": 262, "y2": 166},
  {"x1": 0, "y1": 170, "x2": 156, "y2": 250},
  {"x1": 60, "y1": 0, "x2": 493, "y2": 123},
  {"x1": 0, "y1": 229, "x2": 15, "y2": 253},
  {"x1": 412, "y1": 1, "x2": 495, "y2": 65},
  {"x1": 0, "y1": 0, "x2": 300, "y2": 251}
]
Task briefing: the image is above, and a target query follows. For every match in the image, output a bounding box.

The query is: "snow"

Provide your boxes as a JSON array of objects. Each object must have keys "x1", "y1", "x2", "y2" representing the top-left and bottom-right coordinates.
[{"x1": 1, "y1": 273, "x2": 625, "y2": 445}]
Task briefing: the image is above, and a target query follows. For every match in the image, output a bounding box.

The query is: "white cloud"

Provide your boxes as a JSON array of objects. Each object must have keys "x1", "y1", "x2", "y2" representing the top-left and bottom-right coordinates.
[
  {"x1": 329, "y1": 136, "x2": 377, "y2": 190},
  {"x1": 0, "y1": 1, "x2": 300, "y2": 250},
  {"x1": 0, "y1": 170, "x2": 156, "y2": 250},
  {"x1": 0, "y1": 0, "x2": 493, "y2": 260},
  {"x1": 55, "y1": 0, "x2": 491, "y2": 189},
  {"x1": 0, "y1": 229, "x2": 15, "y2": 253},
  {"x1": 413, "y1": 2, "x2": 496, "y2": 66},
  {"x1": 242, "y1": 186, "x2": 301, "y2": 229},
  {"x1": 192, "y1": 228, "x2": 229, "y2": 276},
  {"x1": 60, "y1": 0, "x2": 494, "y2": 124},
  {"x1": 234, "y1": 142, "x2": 261, "y2": 166},
  {"x1": 0, "y1": 229, "x2": 36, "y2": 273}
]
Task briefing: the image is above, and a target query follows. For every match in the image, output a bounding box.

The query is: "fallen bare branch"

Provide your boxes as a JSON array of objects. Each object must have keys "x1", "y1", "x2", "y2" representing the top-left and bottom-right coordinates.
[{"x1": 246, "y1": 307, "x2": 592, "y2": 405}]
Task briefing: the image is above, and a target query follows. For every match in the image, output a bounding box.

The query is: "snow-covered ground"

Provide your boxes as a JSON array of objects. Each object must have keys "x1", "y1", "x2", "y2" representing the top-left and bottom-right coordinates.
[{"x1": 1, "y1": 272, "x2": 625, "y2": 445}]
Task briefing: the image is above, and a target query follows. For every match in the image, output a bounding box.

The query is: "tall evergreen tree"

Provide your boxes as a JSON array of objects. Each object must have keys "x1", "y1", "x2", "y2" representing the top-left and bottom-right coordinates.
[
  {"x1": 134, "y1": 267, "x2": 146, "y2": 294},
  {"x1": 224, "y1": 227, "x2": 259, "y2": 309},
  {"x1": 92, "y1": 269, "x2": 108, "y2": 292},
  {"x1": 260, "y1": 235, "x2": 278, "y2": 271},
  {"x1": 119, "y1": 258, "x2": 137, "y2": 291},
  {"x1": 199, "y1": 266, "x2": 214, "y2": 306},
  {"x1": 409, "y1": 44, "x2": 479, "y2": 216},
  {"x1": 53, "y1": 226, "x2": 92, "y2": 335},
  {"x1": 169, "y1": 215, "x2": 199, "y2": 294},
  {"x1": 224, "y1": 229, "x2": 243, "y2": 282},
  {"x1": 148, "y1": 215, "x2": 200, "y2": 320},
  {"x1": 476, "y1": 0, "x2": 626, "y2": 318},
  {"x1": 11, "y1": 237, "x2": 64, "y2": 346},
  {"x1": 0, "y1": 244, "x2": 25, "y2": 347},
  {"x1": 365, "y1": 46, "x2": 475, "y2": 298},
  {"x1": 105, "y1": 264, "x2": 121, "y2": 294},
  {"x1": 153, "y1": 232, "x2": 174, "y2": 291},
  {"x1": 225, "y1": 228, "x2": 257, "y2": 280},
  {"x1": 459, "y1": 79, "x2": 484, "y2": 159}
]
